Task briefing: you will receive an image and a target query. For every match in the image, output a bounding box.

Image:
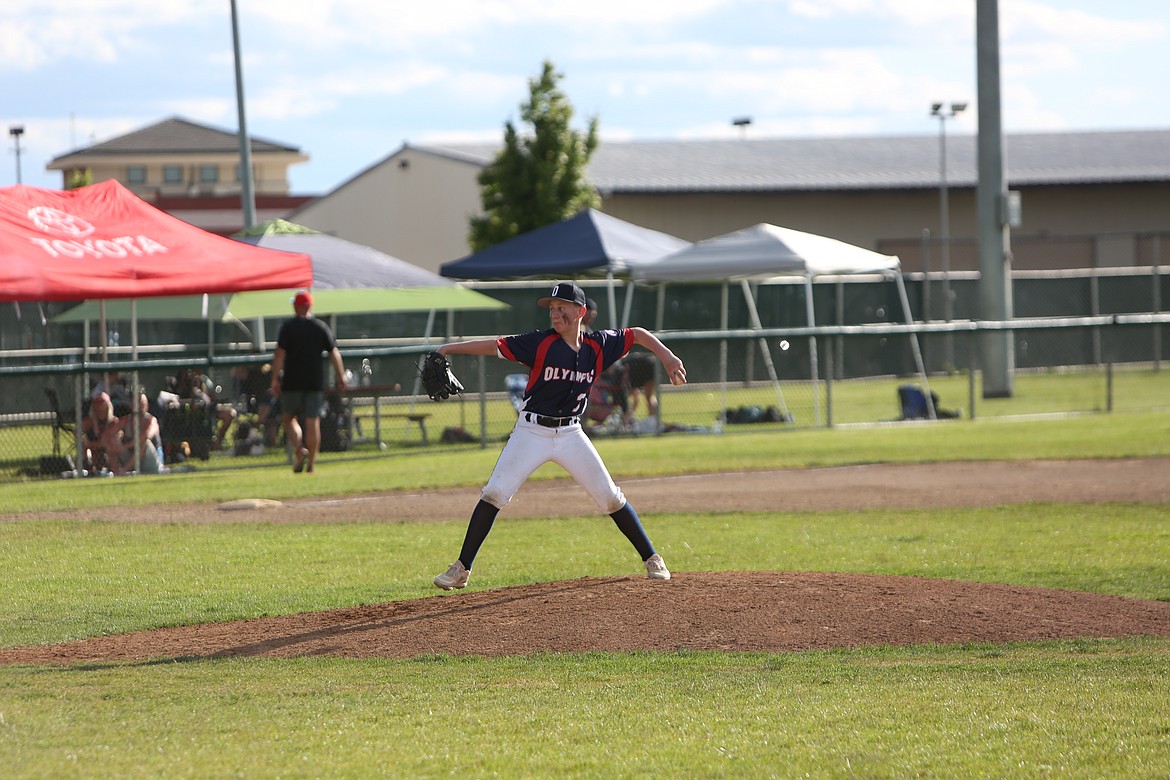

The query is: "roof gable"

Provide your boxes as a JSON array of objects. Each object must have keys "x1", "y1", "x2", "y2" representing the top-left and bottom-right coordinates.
[{"x1": 51, "y1": 116, "x2": 302, "y2": 161}]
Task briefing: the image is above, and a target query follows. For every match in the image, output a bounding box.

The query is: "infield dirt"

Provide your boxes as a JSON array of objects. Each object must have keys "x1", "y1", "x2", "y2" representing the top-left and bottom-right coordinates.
[{"x1": 2, "y1": 458, "x2": 1168, "y2": 664}]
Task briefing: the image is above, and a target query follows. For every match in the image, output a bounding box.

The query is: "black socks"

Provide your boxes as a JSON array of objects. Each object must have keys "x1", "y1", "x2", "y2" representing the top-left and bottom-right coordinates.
[
  {"x1": 610, "y1": 502, "x2": 655, "y2": 561},
  {"x1": 458, "y1": 499, "x2": 500, "y2": 569},
  {"x1": 459, "y1": 500, "x2": 655, "y2": 570}
]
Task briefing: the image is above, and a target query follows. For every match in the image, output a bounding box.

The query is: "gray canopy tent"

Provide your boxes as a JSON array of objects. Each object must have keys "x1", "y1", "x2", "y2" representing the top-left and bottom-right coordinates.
[{"x1": 629, "y1": 223, "x2": 933, "y2": 424}]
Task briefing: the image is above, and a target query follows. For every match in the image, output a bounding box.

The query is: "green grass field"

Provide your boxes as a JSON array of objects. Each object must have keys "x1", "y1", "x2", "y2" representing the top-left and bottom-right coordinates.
[
  {"x1": 1, "y1": 410, "x2": 1169, "y2": 778},
  {"x1": 5, "y1": 364, "x2": 1167, "y2": 482}
]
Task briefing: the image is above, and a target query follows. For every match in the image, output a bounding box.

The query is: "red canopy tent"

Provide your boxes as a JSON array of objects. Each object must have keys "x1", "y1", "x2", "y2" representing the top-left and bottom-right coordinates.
[
  {"x1": 0, "y1": 179, "x2": 311, "y2": 301},
  {"x1": 0, "y1": 180, "x2": 312, "y2": 475}
]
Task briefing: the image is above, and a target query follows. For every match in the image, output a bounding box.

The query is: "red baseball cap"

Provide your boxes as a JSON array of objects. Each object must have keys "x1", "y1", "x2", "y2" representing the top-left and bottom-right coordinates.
[{"x1": 293, "y1": 290, "x2": 313, "y2": 308}]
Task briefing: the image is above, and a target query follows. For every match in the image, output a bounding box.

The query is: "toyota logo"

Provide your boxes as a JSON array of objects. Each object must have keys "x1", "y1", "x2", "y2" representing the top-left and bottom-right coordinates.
[{"x1": 27, "y1": 206, "x2": 95, "y2": 238}]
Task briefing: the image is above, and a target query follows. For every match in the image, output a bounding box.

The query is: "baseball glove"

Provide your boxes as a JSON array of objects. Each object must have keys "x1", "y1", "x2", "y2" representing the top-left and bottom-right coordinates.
[{"x1": 421, "y1": 351, "x2": 464, "y2": 401}]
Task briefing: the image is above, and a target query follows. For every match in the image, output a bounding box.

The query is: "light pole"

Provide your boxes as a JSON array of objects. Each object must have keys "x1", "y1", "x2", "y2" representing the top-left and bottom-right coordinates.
[
  {"x1": 930, "y1": 101, "x2": 966, "y2": 369},
  {"x1": 230, "y1": 0, "x2": 257, "y2": 229},
  {"x1": 9, "y1": 125, "x2": 24, "y2": 184}
]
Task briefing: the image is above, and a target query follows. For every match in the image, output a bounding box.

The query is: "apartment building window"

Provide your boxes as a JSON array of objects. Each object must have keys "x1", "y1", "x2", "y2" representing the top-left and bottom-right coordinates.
[
  {"x1": 199, "y1": 165, "x2": 219, "y2": 183},
  {"x1": 126, "y1": 165, "x2": 146, "y2": 184},
  {"x1": 163, "y1": 165, "x2": 183, "y2": 185}
]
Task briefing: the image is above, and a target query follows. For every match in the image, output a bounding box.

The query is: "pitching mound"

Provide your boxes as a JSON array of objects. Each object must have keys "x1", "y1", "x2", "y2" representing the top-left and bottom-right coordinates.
[
  {"x1": 3, "y1": 458, "x2": 1167, "y2": 665},
  {"x1": 3, "y1": 571, "x2": 1168, "y2": 665}
]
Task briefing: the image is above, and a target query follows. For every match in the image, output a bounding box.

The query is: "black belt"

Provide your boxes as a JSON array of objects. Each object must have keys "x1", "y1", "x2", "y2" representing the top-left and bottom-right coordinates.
[{"x1": 524, "y1": 413, "x2": 579, "y2": 428}]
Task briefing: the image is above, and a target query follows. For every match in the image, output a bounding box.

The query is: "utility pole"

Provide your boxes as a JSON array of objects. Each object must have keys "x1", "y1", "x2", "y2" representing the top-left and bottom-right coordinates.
[
  {"x1": 930, "y1": 101, "x2": 967, "y2": 370},
  {"x1": 230, "y1": 0, "x2": 257, "y2": 229},
  {"x1": 9, "y1": 125, "x2": 24, "y2": 184},
  {"x1": 976, "y1": 0, "x2": 1015, "y2": 397}
]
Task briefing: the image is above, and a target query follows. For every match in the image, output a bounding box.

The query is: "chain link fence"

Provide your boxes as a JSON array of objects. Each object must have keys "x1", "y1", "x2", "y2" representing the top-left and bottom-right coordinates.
[{"x1": 1, "y1": 265, "x2": 1167, "y2": 482}]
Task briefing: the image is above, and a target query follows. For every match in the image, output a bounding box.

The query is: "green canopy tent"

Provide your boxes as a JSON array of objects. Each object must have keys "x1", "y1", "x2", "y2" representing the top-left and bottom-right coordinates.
[{"x1": 54, "y1": 286, "x2": 504, "y2": 322}]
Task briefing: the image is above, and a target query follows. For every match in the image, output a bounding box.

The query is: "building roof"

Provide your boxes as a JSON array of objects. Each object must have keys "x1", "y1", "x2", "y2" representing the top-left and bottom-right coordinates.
[
  {"x1": 415, "y1": 128, "x2": 1170, "y2": 194},
  {"x1": 49, "y1": 116, "x2": 303, "y2": 161}
]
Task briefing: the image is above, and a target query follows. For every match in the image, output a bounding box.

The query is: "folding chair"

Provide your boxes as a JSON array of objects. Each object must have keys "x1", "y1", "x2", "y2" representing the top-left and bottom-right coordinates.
[{"x1": 45, "y1": 387, "x2": 76, "y2": 457}]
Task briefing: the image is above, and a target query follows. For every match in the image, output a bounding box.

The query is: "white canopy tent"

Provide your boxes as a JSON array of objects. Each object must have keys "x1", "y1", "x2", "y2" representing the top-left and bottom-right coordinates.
[{"x1": 629, "y1": 223, "x2": 934, "y2": 423}]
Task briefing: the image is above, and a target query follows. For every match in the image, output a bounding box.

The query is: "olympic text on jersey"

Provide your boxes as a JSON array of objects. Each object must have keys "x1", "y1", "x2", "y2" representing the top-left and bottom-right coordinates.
[{"x1": 543, "y1": 366, "x2": 595, "y2": 383}]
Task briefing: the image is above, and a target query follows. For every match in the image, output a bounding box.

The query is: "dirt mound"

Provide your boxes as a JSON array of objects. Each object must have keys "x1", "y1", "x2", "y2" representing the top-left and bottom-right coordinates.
[
  {"x1": 3, "y1": 458, "x2": 1168, "y2": 665},
  {"x1": 2, "y1": 571, "x2": 1168, "y2": 665}
]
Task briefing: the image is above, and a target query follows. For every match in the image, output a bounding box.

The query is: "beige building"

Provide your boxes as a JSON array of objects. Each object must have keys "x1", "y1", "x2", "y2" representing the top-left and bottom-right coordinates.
[
  {"x1": 291, "y1": 129, "x2": 1170, "y2": 276},
  {"x1": 50, "y1": 118, "x2": 1168, "y2": 272},
  {"x1": 47, "y1": 117, "x2": 312, "y2": 235}
]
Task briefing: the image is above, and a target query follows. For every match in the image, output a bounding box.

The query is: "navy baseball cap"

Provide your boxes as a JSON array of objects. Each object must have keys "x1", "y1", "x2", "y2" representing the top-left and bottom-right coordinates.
[{"x1": 537, "y1": 282, "x2": 587, "y2": 308}]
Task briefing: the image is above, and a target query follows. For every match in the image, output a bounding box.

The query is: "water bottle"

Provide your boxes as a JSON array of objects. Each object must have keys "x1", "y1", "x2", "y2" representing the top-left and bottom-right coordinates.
[{"x1": 361, "y1": 358, "x2": 372, "y2": 386}]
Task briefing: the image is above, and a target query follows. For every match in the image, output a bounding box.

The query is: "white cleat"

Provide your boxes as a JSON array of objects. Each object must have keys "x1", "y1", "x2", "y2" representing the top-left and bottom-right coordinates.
[
  {"x1": 434, "y1": 560, "x2": 470, "y2": 590},
  {"x1": 644, "y1": 553, "x2": 671, "y2": 580}
]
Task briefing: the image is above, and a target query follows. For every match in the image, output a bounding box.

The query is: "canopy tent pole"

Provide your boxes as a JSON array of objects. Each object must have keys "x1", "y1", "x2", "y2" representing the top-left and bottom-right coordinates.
[
  {"x1": 739, "y1": 279, "x2": 790, "y2": 416},
  {"x1": 131, "y1": 298, "x2": 141, "y2": 472},
  {"x1": 73, "y1": 372, "x2": 84, "y2": 476},
  {"x1": 804, "y1": 274, "x2": 822, "y2": 426},
  {"x1": 407, "y1": 307, "x2": 439, "y2": 408},
  {"x1": 894, "y1": 271, "x2": 937, "y2": 419},
  {"x1": 719, "y1": 281, "x2": 729, "y2": 425},
  {"x1": 74, "y1": 325, "x2": 88, "y2": 474},
  {"x1": 207, "y1": 308, "x2": 215, "y2": 360},
  {"x1": 655, "y1": 284, "x2": 666, "y2": 331},
  {"x1": 448, "y1": 308, "x2": 468, "y2": 432},
  {"x1": 99, "y1": 300, "x2": 108, "y2": 361},
  {"x1": 620, "y1": 278, "x2": 636, "y2": 329},
  {"x1": 605, "y1": 271, "x2": 619, "y2": 329}
]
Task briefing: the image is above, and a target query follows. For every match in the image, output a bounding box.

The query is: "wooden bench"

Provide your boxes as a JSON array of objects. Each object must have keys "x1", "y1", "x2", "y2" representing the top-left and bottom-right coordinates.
[
  {"x1": 351, "y1": 411, "x2": 430, "y2": 445},
  {"x1": 336, "y1": 384, "x2": 431, "y2": 446}
]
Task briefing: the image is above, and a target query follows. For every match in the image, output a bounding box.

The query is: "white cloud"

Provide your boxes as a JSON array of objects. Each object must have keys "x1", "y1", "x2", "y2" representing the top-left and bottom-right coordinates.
[
  {"x1": 1002, "y1": 43, "x2": 1080, "y2": 78},
  {"x1": 162, "y1": 99, "x2": 241, "y2": 127},
  {"x1": 1002, "y1": 1, "x2": 1164, "y2": 45},
  {"x1": 4, "y1": 0, "x2": 1168, "y2": 193},
  {"x1": 0, "y1": 1, "x2": 201, "y2": 69}
]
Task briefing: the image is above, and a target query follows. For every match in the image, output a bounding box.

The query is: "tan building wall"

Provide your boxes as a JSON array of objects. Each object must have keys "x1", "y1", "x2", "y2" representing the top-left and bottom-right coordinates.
[
  {"x1": 292, "y1": 148, "x2": 1170, "y2": 276},
  {"x1": 292, "y1": 148, "x2": 482, "y2": 275},
  {"x1": 51, "y1": 151, "x2": 305, "y2": 199}
]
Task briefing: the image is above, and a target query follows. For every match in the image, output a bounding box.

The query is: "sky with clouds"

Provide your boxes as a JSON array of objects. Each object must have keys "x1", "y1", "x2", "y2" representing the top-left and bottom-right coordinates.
[{"x1": 2, "y1": 0, "x2": 1166, "y2": 194}]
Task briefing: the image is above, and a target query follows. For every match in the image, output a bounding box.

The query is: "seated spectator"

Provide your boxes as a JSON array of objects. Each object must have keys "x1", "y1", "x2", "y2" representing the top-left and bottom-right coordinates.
[
  {"x1": 118, "y1": 393, "x2": 164, "y2": 475},
  {"x1": 169, "y1": 367, "x2": 237, "y2": 450},
  {"x1": 83, "y1": 392, "x2": 125, "y2": 474},
  {"x1": 625, "y1": 352, "x2": 660, "y2": 421},
  {"x1": 91, "y1": 371, "x2": 133, "y2": 417},
  {"x1": 587, "y1": 361, "x2": 630, "y2": 429},
  {"x1": 582, "y1": 298, "x2": 633, "y2": 432},
  {"x1": 231, "y1": 363, "x2": 277, "y2": 447},
  {"x1": 170, "y1": 367, "x2": 215, "y2": 408}
]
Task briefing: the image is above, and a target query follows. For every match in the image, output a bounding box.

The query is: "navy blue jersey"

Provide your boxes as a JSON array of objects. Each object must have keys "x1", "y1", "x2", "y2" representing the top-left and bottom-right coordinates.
[
  {"x1": 499, "y1": 328, "x2": 635, "y2": 417},
  {"x1": 276, "y1": 316, "x2": 337, "y2": 391}
]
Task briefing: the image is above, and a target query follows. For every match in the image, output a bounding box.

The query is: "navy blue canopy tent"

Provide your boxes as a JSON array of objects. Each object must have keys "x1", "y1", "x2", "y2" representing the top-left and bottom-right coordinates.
[
  {"x1": 440, "y1": 209, "x2": 689, "y2": 280},
  {"x1": 439, "y1": 209, "x2": 689, "y2": 327}
]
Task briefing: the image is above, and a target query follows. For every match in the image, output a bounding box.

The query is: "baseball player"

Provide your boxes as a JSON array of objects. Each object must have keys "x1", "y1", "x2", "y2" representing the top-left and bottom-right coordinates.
[{"x1": 431, "y1": 281, "x2": 687, "y2": 590}]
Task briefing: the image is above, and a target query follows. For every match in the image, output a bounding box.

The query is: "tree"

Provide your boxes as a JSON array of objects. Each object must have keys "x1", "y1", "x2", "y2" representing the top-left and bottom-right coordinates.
[
  {"x1": 469, "y1": 60, "x2": 600, "y2": 251},
  {"x1": 66, "y1": 167, "x2": 93, "y2": 190}
]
